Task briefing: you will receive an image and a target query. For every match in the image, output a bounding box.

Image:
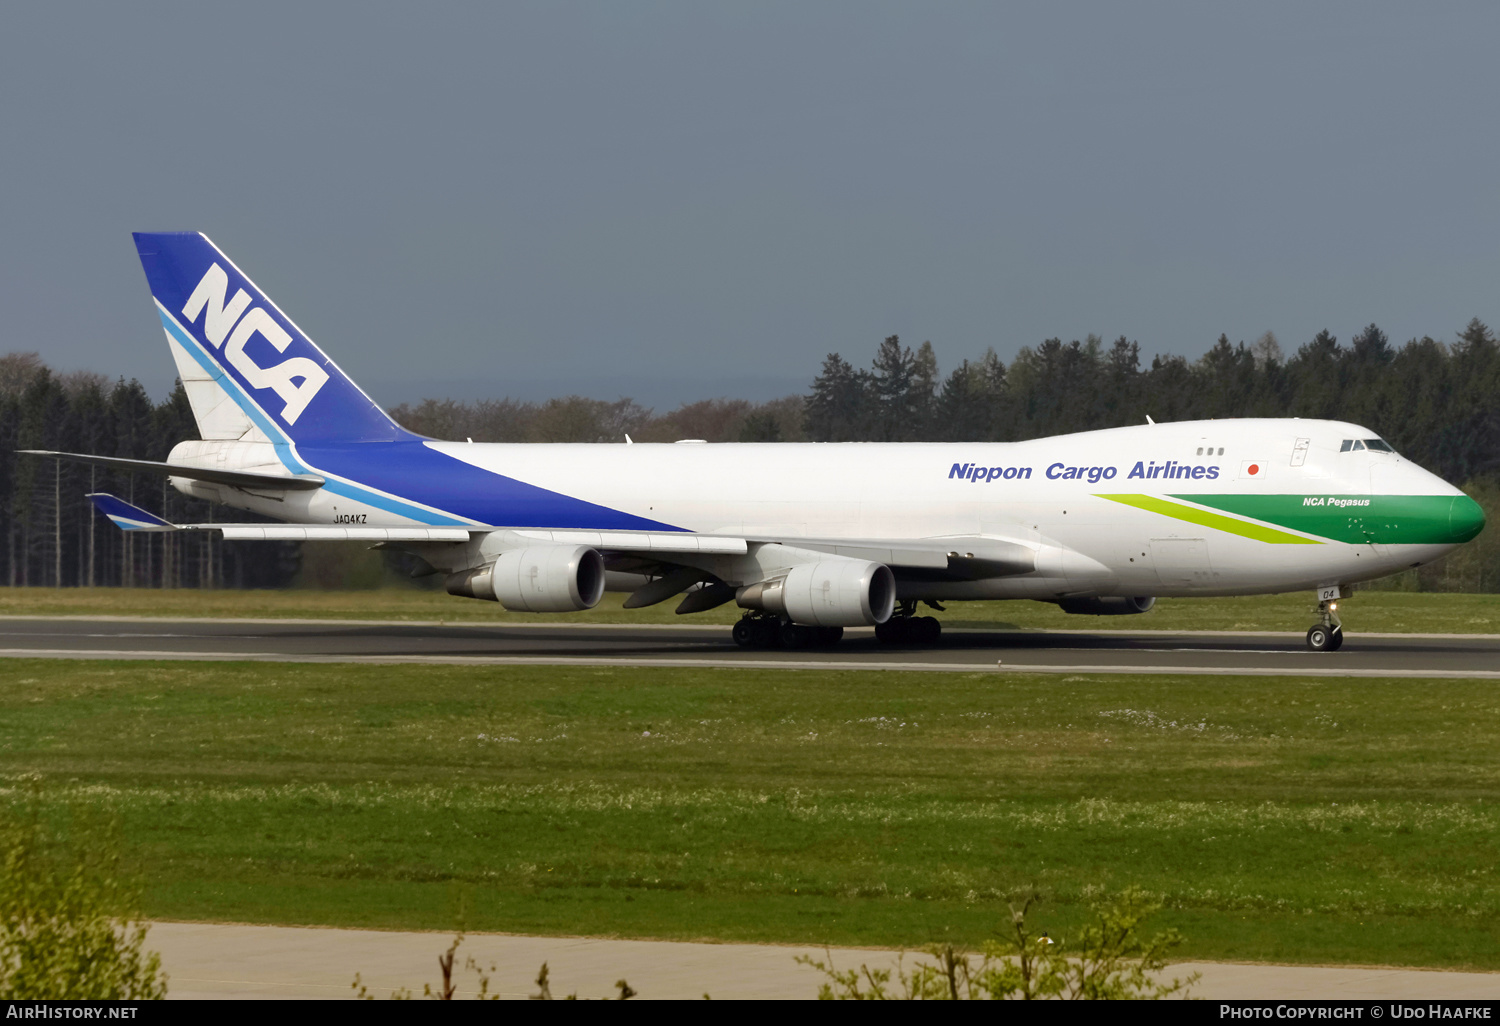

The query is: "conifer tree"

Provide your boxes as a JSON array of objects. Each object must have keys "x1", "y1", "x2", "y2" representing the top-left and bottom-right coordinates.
[{"x1": 806, "y1": 353, "x2": 871, "y2": 441}]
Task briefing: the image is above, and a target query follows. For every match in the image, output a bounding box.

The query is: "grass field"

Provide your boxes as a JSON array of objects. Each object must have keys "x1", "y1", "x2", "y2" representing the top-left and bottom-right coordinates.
[
  {"x1": 3, "y1": 658, "x2": 1499, "y2": 969},
  {"x1": 0, "y1": 586, "x2": 1495, "y2": 634}
]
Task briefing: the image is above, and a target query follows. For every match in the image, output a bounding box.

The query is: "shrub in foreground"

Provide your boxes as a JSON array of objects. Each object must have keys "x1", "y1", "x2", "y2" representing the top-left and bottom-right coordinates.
[
  {"x1": 358, "y1": 886, "x2": 1192, "y2": 1000},
  {"x1": 353, "y1": 934, "x2": 637, "y2": 1000},
  {"x1": 0, "y1": 800, "x2": 166, "y2": 1000},
  {"x1": 799, "y1": 887, "x2": 1199, "y2": 1000}
]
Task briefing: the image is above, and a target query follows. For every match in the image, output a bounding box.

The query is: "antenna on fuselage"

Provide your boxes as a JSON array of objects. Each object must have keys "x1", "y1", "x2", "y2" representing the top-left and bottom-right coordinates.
[{"x1": 1146, "y1": 415, "x2": 1156, "y2": 425}]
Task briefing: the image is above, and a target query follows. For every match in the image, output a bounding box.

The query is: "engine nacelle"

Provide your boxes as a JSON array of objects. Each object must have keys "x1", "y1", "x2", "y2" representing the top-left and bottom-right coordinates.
[
  {"x1": 1057, "y1": 596, "x2": 1156, "y2": 616},
  {"x1": 446, "y1": 545, "x2": 606, "y2": 612},
  {"x1": 737, "y1": 560, "x2": 896, "y2": 627}
]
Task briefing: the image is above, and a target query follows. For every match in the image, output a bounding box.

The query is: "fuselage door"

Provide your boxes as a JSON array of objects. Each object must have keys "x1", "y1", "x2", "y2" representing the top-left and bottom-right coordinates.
[{"x1": 1290, "y1": 437, "x2": 1310, "y2": 467}]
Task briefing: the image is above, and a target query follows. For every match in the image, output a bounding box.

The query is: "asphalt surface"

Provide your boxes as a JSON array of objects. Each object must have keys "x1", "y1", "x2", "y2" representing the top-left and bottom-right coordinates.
[
  {"x1": 2, "y1": 616, "x2": 1498, "y2": 677},
  {"x1": 149, "y1": 922, "x2": 1500, "y2": 1000}
]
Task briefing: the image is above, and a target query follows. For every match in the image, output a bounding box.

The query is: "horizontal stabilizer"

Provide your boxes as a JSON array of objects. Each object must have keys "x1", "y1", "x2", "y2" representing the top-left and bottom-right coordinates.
[
  {"x1": 85, "y1": 493, "x2": 471, "y2": 541},
  {"x1": 22, "y1": 450, "x2": 324, "y2": 491},
  {"x1": 88, "y1": 493, "x2": 176, "y2": 531}
]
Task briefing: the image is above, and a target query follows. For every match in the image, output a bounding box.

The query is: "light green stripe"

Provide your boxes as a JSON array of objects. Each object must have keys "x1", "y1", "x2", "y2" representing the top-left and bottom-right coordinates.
[{"x1": 1096, "y1": 494, "x2": 1323, "y2": 545}]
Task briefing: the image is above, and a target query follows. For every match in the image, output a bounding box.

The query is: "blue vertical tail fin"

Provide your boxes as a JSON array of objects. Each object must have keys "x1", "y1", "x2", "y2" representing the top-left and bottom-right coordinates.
[{"x1": 132, "y1": 232, "x2": 416, "y2": 444}]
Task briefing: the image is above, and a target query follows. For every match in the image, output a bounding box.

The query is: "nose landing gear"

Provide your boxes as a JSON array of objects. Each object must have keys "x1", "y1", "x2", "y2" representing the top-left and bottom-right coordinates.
[{"x1": 1305, "y1": 598, "x2": 1344, "y2": 652}]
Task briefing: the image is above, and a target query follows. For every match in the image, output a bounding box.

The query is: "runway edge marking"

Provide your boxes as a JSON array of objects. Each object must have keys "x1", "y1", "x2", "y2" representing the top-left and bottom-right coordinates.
[
  {"x1": 0, "y1": 616, "x2": 1496, "y2": 641},
  {"x1": 2, "y1": 648, "x2": 1499, "y2": 678}
]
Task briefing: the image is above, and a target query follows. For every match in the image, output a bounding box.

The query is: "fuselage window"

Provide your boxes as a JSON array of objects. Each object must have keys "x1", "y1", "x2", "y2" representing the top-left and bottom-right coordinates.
[
  {"x1": 1365, "y1": 438, "x2": 1394, "y2": 453},
  {"x1": 1196, "y1": 447, "x2": 1203, "y2": 455},
  {"x1": 1340, "y1": 439, "x2": 1353, "y2": 452},
  {"x1": 1217, "y1": 447, "x2": 1225, "y2": 455}
]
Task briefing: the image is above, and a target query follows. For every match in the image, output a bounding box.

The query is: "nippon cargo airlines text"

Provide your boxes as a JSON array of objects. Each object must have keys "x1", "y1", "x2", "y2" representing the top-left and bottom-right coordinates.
[{"x1": 949, "y1": 460, "x2": 1223, "y2": 483}]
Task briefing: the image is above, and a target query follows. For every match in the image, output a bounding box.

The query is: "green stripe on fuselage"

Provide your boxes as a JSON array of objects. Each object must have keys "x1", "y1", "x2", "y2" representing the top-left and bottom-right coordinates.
[
  {"x1": 1174, "y1": 493, "x2": 1484, "y2": 545},
  {"x1": 1096, "y1": 494, "x2": 1321, "y2": 544}
]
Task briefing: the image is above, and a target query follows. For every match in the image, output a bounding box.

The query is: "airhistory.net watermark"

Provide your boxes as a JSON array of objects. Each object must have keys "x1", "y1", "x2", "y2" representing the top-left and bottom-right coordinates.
[{"x1": 4, "y1": 1007, "x2": 138, "y2": 1019}]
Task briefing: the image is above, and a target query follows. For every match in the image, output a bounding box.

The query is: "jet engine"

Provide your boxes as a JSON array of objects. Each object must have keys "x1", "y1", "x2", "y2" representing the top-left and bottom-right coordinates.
[
  {"x1": 737, "y1": 560, "x2": 896, "y2": 626},
  {"x1": 446, "y1": 545, "x2": 606, "y2": 612},
  {"x1": 1057, "y1": 596, "x2": 1156, "y2": 616}
]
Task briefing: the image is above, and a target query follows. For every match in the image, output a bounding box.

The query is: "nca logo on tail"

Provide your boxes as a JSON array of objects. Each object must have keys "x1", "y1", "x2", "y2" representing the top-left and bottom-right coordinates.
[{"x1": 181, "y1": 263, "x2": 328, "y2": 424}]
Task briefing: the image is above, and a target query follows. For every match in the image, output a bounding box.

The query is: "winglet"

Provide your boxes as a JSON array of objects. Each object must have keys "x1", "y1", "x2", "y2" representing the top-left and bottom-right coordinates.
[{"x1": 87, "y1": 493, "x2": 177, "y2": 532}]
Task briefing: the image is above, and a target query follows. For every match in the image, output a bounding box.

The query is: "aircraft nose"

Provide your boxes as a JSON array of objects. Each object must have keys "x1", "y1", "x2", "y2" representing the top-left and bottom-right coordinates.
[{"x1": 1449, "y1": 494, "x2": 1486, "y2": 544}]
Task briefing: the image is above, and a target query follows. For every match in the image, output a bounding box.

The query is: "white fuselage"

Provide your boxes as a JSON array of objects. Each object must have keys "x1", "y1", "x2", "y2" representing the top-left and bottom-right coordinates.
[{"x1": 185, "y1": 418, "x2": 1474, "y2": 602}]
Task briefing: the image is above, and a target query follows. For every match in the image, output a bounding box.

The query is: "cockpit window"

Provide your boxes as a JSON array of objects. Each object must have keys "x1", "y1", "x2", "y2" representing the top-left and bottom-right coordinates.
[
  {"x1": 1340, "y1": 439, "x2": 1353, "y2": 452},
  {"x1": 1365, "y1": 438, "x2": 1394, "y2": 453},
  {"x1": 1351, "y1": 440, "x2": 1365, "y2": 451}
]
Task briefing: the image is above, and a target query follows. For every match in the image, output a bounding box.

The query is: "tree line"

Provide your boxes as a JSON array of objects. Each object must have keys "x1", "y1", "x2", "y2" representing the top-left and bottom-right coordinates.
[
  {"x1": 387, "y1": 394, "x2": 805, "y2": 446},
  {"x1": 0, "y1": 354, "x2": 298, "y2": 591},
  {"x1": 804, "y1": 322, "x2": 1500, "y2": 489},
  {"x1": 2, "y1": 316, "x2": 1496, "y2": 591}
]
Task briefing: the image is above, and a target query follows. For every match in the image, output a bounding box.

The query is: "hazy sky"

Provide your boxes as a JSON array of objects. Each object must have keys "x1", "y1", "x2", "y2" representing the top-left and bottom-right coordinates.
[{"x1": 2, "y1": 2, "x2": 1497, "y2": 408}]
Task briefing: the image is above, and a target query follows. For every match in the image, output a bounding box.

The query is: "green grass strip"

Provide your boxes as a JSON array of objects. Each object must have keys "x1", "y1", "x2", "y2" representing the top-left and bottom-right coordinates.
[
  {"x1": 6, "y1": 659, "x2": 1500, "y2": 968},
  {"x1": 1096, "y1": 493, "x2": 1322, "y2": 544}
]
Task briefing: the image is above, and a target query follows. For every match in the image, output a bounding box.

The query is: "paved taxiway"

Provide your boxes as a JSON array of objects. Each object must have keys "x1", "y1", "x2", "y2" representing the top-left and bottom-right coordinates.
[{"x1": 1, "y1": 616, "x2": 1497, "y2": 677}]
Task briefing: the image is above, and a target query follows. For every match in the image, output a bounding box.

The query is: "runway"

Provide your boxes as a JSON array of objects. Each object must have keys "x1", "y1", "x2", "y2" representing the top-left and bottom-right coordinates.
[{"x1": 2, "y1": 615, "x2": 1498, "y2": 677}]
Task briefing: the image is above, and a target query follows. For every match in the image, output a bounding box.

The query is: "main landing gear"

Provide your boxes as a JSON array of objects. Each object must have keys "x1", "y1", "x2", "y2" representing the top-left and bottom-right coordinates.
[
  {"x1": 874, "y1": 600, "x2": 943, "y2": 646},
  {"x1": 732, "y1": 613, "x2": 843, "y2": 650},
  {"x1": 1305, "y1": 598, "x2": 1344, "y2": 652},
  {"x1": 730, "y1": 601, "x2": 947, "y2": 650}
]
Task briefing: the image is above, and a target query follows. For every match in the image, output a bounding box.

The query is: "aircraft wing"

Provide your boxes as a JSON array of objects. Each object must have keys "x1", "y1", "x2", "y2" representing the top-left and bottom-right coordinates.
[
  {"x1": 85, "y1": 493, "x2": 1036, "y2": 577},
  {"x1": 496, "y1": 528, "x2": 1035, "y2": 577},
  {"x1": 86, "y1": 493, "x2": 470, "y2": 541},
  {"x1": 780, "y1": 535, "x2": 1035, "y2": 577}
]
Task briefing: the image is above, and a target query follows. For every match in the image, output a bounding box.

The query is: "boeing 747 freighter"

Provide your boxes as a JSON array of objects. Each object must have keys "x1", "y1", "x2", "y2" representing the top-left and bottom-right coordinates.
[{"x1": 25, "y1": 233, "x2": 1486, "y2": 650}]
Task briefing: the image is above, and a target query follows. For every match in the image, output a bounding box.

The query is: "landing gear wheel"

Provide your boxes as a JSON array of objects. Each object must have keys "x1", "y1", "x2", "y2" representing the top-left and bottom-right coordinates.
[
  {"x1": 1305, "y1": 595, "x2": 1345, "y2": 652},
  {"x1": 1306, "y1": 624, "x2": 1334, "y2": 651},
  {"x1": 734, "y1": 616, "x2": 783, "y2": 649},
  {"x1": 779, "y1": 621, "x2": 814, "y2": 649},
  {"x1": 875, "y1": 616, "x2": 942, "y2": 646},
  {"x1": 748, "y1": 618, "x2": 781, "y2": 649}
]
